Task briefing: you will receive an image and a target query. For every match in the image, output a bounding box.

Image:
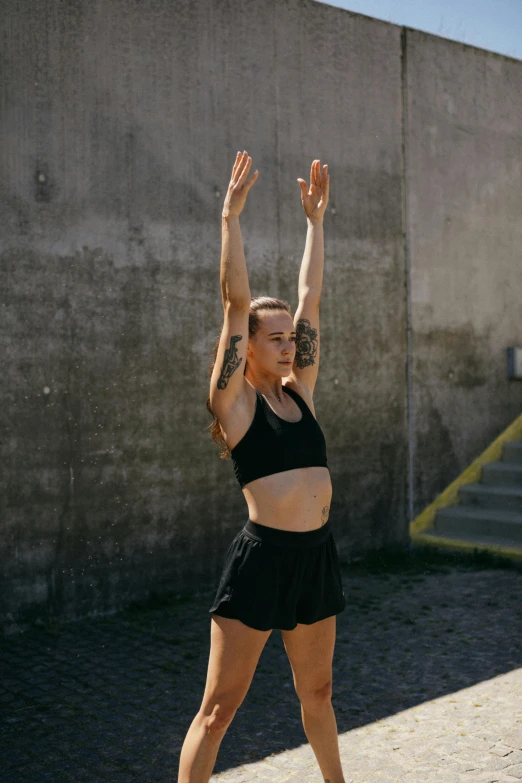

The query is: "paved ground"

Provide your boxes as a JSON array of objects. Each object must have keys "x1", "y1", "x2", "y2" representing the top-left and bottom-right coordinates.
[{"x1": 2, "y1": 547, "x2": 522, "y2": 783}]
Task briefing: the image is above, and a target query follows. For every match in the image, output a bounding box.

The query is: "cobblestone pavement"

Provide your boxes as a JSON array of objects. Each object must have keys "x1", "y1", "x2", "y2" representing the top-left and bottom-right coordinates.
[{"x1": 2, "y1": 550, "x2": 522, "y2": 783}]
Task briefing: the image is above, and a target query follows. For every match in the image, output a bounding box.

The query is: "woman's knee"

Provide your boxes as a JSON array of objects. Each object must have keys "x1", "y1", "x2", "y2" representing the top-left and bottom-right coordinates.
[
  {"x1": 199, "y1": 692, "x2": 244, "y2": 733},
  {"x1": 296, "y1": 679, "x2": 333, "y2": 711}
]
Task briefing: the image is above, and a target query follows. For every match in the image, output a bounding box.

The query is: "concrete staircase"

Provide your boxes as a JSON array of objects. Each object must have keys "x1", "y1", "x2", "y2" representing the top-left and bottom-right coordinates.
[{"x1": 425, "y1": 441, "x2": 522, "y2": 550}]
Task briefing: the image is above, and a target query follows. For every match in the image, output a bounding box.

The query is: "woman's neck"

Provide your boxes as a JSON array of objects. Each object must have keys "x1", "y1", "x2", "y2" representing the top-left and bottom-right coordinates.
[{"x1": 245, "y1": 375, "x2": 284, "y2": 403}]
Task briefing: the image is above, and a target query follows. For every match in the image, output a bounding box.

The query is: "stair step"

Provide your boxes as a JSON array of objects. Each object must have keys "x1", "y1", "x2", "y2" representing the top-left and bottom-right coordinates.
[
  {"x1": 419, "y1": 528, "x2": 522, "y2": 554},
  {"x1": 435, "y1": 506, "x2": 522, "y2": 543},
  {"x1": 481, "y1": 462, "x2": 522, "y2": 486},
  {"x1": 459, "y1": 483, "x2": 522, "y2": 512},
  {"x1": 502, "y1": 441, "x2": 522, "y2": 463}
]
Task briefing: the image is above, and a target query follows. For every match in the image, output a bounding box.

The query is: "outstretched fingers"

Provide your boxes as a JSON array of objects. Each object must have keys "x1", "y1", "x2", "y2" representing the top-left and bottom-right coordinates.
[
  {"x1": 245, "y1": 168, "x2": 259, "y2": 191},
  {"x1": 310, "y1": 159, "x2": 323, "y2": 193},
  {"x1": 231, "y1": 151, "x2": 259, "y2": 195},
  {"x1": 223, "y1": 150, "x2": 259, "y2": 217},
  {"x1": 231, "y1": 150, "x2": 243, "y2": 179},
  {"x1": 322, "y1": 163, "x2": 329, "y2": 198},
  {"x1": 297, "y1": 177, "x2": 308, "y2": 199},
  {"x1": 237, "y1": 153, "x2": 252, "y2": 186},
  {"x1": 231, "y1": 150, "x2": 248, "y2": 181},
  {"x1": 312, "y1": 159, "x2": 329, "y2": 198}
]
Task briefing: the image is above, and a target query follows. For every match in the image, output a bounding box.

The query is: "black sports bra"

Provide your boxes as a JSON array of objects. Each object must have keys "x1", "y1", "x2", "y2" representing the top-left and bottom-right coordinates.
[{"x1": 230, "y1": 385, "x2": 329, "y2": 488}]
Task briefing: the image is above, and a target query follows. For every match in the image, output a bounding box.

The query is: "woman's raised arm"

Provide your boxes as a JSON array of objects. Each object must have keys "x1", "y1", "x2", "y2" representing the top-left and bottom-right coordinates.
[
  {"x1": 288, "y1": 159, "x2": 330, "y2": 395},
  {"x1": 209, "y1": 152, "x2": 259, "y2": 413},
  {"x1": 220, "y1": 151, "x2": 259, "y2": 308},
  {"x1": 296, "y1": 159, "x2": 329, "y2": 300}
]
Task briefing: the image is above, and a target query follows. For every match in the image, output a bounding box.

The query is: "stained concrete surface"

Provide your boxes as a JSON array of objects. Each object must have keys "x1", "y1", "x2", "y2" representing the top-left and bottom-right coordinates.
[
  {"x1": 2, "y1": 0, "x2": 522, "y2": 628},
  {"x1": 1, "y1": 554, "x2": 522, "y2": 782},
  {"x1": 1, "y1": 0, "x2": 408, "y2": 628}
]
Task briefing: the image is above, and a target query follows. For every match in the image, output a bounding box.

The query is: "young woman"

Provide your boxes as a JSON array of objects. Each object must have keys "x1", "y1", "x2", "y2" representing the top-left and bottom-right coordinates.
[{"x1": 177, "y1": 151, "x2": 347, "y2": 783}]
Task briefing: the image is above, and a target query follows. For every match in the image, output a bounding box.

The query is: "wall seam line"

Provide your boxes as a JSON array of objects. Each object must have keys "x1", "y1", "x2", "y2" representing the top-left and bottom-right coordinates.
[
  {"x1": 400, "y1": 27, "x2": 415, "y2": 529},
  {"x1": 274, "y1": 0, "x2": 282, "y2": 286}
]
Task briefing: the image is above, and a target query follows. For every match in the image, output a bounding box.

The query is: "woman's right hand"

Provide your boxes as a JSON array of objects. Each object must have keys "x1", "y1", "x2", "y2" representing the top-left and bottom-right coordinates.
[{"x1": 222, "y1": 151, "x2": 259, "y2": 218}]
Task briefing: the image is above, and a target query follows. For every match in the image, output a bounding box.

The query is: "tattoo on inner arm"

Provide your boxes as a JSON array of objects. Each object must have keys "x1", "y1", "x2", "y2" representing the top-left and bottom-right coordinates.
[
  {"x1": 295, "y1": 318, "x2": 318, "y2": 369},
  {"x1": 217, "y1": 334, "x2": 243, "y2": 389}
]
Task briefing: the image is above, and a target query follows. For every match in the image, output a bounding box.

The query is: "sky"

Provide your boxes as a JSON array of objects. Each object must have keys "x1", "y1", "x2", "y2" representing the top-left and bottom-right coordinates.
[{"x1": 316, "y1": 0, "x2": 522, "y2": 61}]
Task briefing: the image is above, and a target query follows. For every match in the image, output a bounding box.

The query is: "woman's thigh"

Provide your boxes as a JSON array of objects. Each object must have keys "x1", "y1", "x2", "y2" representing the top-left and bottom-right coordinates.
[
  {"x1": 280, "y1": 615, "x2": 336, "y2": 695},
  {"x1": 200, "y1": 615, "x2": 272, "y2": 712}
]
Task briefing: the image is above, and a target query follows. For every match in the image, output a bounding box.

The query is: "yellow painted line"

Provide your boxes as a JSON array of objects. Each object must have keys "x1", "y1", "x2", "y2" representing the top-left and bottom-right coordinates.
[
  {"x1": 410, "y1": 412, "x2": 522, "y2": 536},
  {"x1": 411, "y1": 531, "x2": 522, "y2": 562}
]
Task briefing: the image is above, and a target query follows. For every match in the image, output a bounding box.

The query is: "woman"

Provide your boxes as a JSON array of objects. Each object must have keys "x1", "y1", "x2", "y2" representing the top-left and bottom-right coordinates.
[{"x1": 178, "y1": 151, "x2": 347, "y2": 783}]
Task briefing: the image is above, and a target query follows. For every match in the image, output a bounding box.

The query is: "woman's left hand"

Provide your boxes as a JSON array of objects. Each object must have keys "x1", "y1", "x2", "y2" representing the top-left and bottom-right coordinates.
[{"x1": 297, "y1": 159, "x2": 330, "y2": 223}]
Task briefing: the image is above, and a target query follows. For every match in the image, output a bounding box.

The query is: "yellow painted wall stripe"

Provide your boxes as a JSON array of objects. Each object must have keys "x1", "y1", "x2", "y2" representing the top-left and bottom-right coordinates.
[{"x1": 410, "y1": 412, "x2": 522, "y2": 536}]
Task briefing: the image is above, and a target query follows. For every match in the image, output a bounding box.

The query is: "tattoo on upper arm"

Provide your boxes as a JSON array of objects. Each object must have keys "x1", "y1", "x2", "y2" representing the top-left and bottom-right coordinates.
[
  {"x1": 295, "y1": 318, "x2": 318, "y2": 369},
  {"x1": 217, "y1": 334, "x2": 243, "y2": 389}
]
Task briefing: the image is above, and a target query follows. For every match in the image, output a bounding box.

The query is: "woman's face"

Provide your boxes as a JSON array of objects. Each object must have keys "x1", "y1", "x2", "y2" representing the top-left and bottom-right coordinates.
[{"x1": 247, "y1": 310, "x2": 296, "y2": 376}]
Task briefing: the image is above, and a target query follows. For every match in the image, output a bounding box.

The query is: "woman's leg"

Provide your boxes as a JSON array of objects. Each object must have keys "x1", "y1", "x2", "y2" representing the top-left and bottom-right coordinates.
[
  {"x1": 177, "y1": 614, "x2": 272, "y2": 783},
  {"x1": 281, "y1": 615, "x2": 345, "y2": 783}
]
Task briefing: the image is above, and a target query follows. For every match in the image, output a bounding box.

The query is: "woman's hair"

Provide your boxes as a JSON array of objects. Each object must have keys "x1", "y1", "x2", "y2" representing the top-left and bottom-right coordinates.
[{"x1": 206, "y1": 296, "x2": 292, "y2": 459}]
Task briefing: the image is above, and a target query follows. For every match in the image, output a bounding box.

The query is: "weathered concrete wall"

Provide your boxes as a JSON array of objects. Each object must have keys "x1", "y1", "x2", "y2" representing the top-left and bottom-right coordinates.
[
  {"x1": 1, "y1": 0, "x2": 408, "y2": 630},
  {"x1": 404, "y1": 30, "x2": 522, "y2": 515},
  {"x1": 5, "y1": 1, "x2": 521, "y2": 631}
]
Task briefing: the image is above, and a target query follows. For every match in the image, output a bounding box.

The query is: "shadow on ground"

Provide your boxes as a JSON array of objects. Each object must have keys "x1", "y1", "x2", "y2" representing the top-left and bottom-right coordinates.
[{"x1": 1, "y1": 546, "x2": 522, "y2": 782}]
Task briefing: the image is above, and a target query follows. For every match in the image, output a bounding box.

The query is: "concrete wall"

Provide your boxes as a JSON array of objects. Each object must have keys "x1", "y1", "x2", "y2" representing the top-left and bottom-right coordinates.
[
  {"x1": 1, "y1": 0, "x2": 520, "y2": 631},
  {"x1": 404, "y1": 30, "x2": 522, "y2": 514}
]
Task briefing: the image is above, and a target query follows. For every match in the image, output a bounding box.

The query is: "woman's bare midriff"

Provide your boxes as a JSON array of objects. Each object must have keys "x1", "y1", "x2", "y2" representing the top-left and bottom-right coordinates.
[{"x1": 241, "y1": 466, "x2": 332, "y2": 532}]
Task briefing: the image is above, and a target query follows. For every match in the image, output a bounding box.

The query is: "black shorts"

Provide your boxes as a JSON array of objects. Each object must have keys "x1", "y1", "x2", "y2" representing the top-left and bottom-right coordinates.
[{"x1": 209, "y1": 519, "x2": 346, "y2": 631}]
